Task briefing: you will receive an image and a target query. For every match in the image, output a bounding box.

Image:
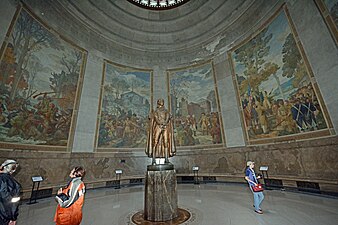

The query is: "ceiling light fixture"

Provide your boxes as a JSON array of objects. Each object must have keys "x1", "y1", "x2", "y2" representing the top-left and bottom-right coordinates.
[{"x1": 126, "y1": 0, "x2": 190, "y2": 10}]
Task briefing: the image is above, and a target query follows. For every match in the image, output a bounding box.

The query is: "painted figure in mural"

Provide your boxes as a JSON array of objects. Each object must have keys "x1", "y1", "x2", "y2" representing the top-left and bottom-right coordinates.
[
  {"x1": 262, "y1": 91, "x2": 272, "y2": 110},
  {"x1": 304, "y1": 98, "x2": 318, "y2": 130},
  {"x1": 146, "y1": 99, "x2": 176, "y2": 165},
  {"x1": 210, "y1": 112, "x2": 221, "y2": 143},
  {"x1": 199, "y1": 113, "x2": 210, "y2": 135},
  {"x1": 291, "y1": 98, "x2": 307, "y2": 132},
  {"x1": 190, "y1": 115, "x2": 197, "y2": 136},
  {"x1": 276, "y1": 101, "x2": 289, "y2": 132},
  {"x1": 255, "y1": 103, "x2": 269, "y2": 134}
]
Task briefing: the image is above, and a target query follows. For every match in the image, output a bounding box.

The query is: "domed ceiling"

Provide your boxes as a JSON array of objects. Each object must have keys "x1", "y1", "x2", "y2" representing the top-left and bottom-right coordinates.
[
  {"x1": 24, "y1": 0, "x2": 280, "y2": 65},
  {"x1": 51, "y1": 0, "x2": 268, "y2": 52}
]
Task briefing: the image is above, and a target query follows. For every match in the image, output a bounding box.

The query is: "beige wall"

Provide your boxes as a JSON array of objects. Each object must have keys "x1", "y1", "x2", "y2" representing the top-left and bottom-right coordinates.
[{"x1": 1, "y1": 136, "x2": 337, "y2": 195}]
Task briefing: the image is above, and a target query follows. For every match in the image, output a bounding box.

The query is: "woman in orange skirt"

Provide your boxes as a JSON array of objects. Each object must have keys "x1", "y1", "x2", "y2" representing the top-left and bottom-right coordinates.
[{"x1": 54, "y1": 167, "x2": 86, "y2": 225}]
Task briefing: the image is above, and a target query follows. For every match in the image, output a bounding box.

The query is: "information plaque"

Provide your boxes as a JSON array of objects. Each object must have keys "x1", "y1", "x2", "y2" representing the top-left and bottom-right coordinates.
[{"x1": 31, "y1": 176, "x2": 43, "y2": 182}]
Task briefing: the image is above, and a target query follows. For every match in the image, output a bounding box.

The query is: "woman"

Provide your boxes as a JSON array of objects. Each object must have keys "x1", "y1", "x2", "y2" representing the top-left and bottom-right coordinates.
[
  {"x1": 245, "y1": 161, "x2": 264, "y2": 214},
  {"x1": 54, "y1": 167, "x2": 86, "y2": 225},
  {"x1": 0, "y1": 159, "x2": 21, "y2": 225}
]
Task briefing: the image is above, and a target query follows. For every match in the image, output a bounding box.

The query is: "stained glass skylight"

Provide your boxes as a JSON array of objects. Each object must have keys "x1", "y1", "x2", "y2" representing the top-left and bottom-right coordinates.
[{"x1": 127, "y1": 0, "x2": 190, "y2": 10}]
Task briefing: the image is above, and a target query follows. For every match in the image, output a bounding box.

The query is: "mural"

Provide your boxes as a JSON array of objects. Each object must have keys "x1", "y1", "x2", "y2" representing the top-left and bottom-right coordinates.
[
  {"x1": 315, "y1": 0, "x2": 338, "y2": 44},
  {"x1": 229, "y1": 7, "x2": 331, "y2": 143},
  {"x1": 0, "y1": 7, "x2": 86, "y2": 148},
  {"x1": 168, "y1": 63, "x2": 223, "y2": 146},
  {"x1": 97, "y1": 62, "x2": 152, "y2": 149}
]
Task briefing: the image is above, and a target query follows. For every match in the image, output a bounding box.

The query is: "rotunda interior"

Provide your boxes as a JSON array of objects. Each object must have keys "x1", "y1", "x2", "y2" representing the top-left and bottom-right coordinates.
[{"x1": 0, "y1": 0, "x2": 337, "y2": 224}]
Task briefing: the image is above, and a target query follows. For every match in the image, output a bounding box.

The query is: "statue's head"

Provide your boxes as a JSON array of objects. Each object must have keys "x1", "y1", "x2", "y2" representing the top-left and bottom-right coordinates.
[{"x1": 157, "y1": 98, "x2": 164, "y2": 107}]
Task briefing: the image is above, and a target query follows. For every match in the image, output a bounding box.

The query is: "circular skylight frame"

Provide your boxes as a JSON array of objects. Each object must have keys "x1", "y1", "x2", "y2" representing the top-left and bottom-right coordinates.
[{"x1": 126, "y1": 0, "x2": 190, "y2": 10}]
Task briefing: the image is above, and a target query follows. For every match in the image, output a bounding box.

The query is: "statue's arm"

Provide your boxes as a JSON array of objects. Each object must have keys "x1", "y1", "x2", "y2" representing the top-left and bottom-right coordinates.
[
  {"x1": 163, "y1": 111, "x2": 171, "y2": 125},
  {"x1": 154, "y1": 111, "x2": 162, "y2": 125}
]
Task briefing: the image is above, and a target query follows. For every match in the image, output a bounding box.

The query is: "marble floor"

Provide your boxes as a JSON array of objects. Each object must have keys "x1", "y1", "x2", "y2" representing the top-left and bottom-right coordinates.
[{"x1": 17, "y1": 183, "x2": 338, "y2": 225}]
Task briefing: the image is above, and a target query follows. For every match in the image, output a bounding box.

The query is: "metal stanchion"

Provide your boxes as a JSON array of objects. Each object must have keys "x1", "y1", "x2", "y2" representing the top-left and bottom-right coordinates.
[
  {"x1": 192, "y1": 166, "x2": 199, "y2": 185},
  {"x1": 28, "y1": 176, "x2": 44, "y2": 205},
  {"x1": 115, "y1": 169, "x2": 122, "y2": 189}
]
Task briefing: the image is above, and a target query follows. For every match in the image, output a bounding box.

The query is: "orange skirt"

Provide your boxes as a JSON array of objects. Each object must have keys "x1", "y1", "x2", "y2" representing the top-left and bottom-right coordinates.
[{"x1": 54, "y1": 205, "x2": 82, "y2": 225}]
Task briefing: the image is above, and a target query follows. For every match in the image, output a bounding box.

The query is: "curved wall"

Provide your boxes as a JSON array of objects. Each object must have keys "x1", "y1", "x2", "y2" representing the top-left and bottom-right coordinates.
[{"x1": 0, "y1": 0, "x2": 337, "y2": 195}]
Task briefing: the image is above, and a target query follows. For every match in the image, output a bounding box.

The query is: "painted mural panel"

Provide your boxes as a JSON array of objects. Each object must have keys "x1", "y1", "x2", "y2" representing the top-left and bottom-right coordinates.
[
  {"x1": 230, "y1": 7, "x2": 331, "y2": 143},
  {"x1": 315, "y1": 0, "x2": 338, "y2": 44},
  {"x1": 97, "y1": 62, "x2": 152, "y2": 149},
  {"x1": 0, "y1": 7, "x2": 86, "y2": 149},
  {"x1": 324, "y1": 0, "x2": 338, "y2": 23},
  {"x1": 168, "y1": 63, "x2": 223, "y2": 147}
]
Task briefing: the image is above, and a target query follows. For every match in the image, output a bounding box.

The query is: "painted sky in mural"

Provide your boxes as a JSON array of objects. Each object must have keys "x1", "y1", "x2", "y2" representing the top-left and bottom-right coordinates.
[
  {"x1": 169, "y1": 63, "x2": 222, "y2": 146},
  {"x1": 0, "y1": 8, "x2": 85, "y2": 146},
  {"x1": 97, "y1": 63, "x2": 151, "y2": 148},
  {"x1": 231, "y1": 9, "x2": 329, "y2": 141}
]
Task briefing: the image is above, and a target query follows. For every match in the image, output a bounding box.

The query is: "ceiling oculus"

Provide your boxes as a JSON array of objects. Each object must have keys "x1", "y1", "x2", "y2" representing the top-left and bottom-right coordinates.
[{"x1": 126, "y1": 0, "x2": 190, "y2": 10}]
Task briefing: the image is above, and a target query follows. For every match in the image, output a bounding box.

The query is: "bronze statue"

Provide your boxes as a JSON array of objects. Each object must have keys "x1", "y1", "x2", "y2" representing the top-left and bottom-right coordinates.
[{"x1": 146, "y1": 99, "x2": 176, "y2": 165}]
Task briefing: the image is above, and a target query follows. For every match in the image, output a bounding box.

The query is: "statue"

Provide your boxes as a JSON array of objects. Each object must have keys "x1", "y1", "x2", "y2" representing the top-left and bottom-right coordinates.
[{"x1": 146, "y1": 99, "x2": 176, "y2": 165}]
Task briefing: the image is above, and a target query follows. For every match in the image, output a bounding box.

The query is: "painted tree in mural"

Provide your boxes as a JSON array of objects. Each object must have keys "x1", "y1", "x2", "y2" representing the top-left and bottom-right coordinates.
[
  {"x1": 234, "y1": 28, "x2": 281, "y2": 99},
  {"x1": 26, "y1": 56, "x2": 44, "y2": 98},
  {"x1": 50, "y1": 51, "x2": 82, "y2": 109},
  {"x1": 282, "y1": 33, "x2": 307, "y2": 87},
  {"x1": 170, "y1": 77, "x2": 189, "y2": 116},
  {"x1": 0, "y1": 44, "x2": 16, "y2": 87},
  {"x1": 0, "y1": 9, "x2": 85, "y2": 146},
  {"x1": 10, "y1": 10, "x2": 61, "y2": 100},
  {"x1": 110, "y1": 76, "x2": 130, "y2": 99},
  {"x1": 232, "y1": 10, "x2": 330, "y2": 141}
]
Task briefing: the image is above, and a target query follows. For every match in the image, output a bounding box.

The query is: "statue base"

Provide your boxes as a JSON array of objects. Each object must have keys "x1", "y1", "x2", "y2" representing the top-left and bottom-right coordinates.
[
  {"x1": 144, "y1": 163, "x2": 178, "y2": 221},
  {"x1": 132, "y1": 208, "x2": 191, "y2": 224},
  {"x1": 147, "y1": 163, "x2": 174, "y2": 171}
]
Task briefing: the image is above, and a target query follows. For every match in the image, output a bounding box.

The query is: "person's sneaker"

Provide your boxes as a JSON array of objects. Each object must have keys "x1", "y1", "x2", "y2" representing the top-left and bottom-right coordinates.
[
  {"x1": 255, "y1": 210, "x2": 263, "y2": 214},
  {"x1": 253, "y1": 205, "x2": 262, "y2": 210}
]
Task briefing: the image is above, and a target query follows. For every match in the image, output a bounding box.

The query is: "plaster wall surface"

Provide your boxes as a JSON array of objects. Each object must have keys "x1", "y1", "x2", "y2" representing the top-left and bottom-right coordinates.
[
  {"x1": 72, "y1": 52, "x2": 102, "y2": 152},
  {"x1": 213, "y1": 55, "x2": 246, "y2": 147}
]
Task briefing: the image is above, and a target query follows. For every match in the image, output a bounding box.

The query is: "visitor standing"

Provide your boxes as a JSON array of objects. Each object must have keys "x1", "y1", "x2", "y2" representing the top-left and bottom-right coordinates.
[
  {"x1": 0, "y1": 159, "x2": 21, "y2": 225},
  {"x1": 245, "y1": 161, "x2": 264, "y2": 214},
  {"x1": 54, "y1": 167, "x2": 86, "y2": 225}
]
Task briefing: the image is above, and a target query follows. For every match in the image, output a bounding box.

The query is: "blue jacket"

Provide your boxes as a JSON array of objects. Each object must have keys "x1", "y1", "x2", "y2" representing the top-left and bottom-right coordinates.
[{"x1": 245, "y1": 167, "x2": 258, "y2": 187}]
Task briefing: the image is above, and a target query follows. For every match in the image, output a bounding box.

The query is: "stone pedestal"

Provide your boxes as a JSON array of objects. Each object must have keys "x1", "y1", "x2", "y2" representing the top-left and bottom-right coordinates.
[{"x1": 144, "y1": 164, "x2": 178, "y2": 222}]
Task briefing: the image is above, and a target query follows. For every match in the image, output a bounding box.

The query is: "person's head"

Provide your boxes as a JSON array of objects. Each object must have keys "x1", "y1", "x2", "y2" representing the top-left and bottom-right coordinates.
[
  {"x1": 0, "y1": 159, "x2": 19, "y2": 174},
  {"x1": 69, "y1": 166, "x2": 85, "y2": 178},
  {"x1": 247, "y1": 160, "x2": 255, "y2": 169},
  {"x1": 157, "y1": 99, "x2": 164, "y2": 107}
]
